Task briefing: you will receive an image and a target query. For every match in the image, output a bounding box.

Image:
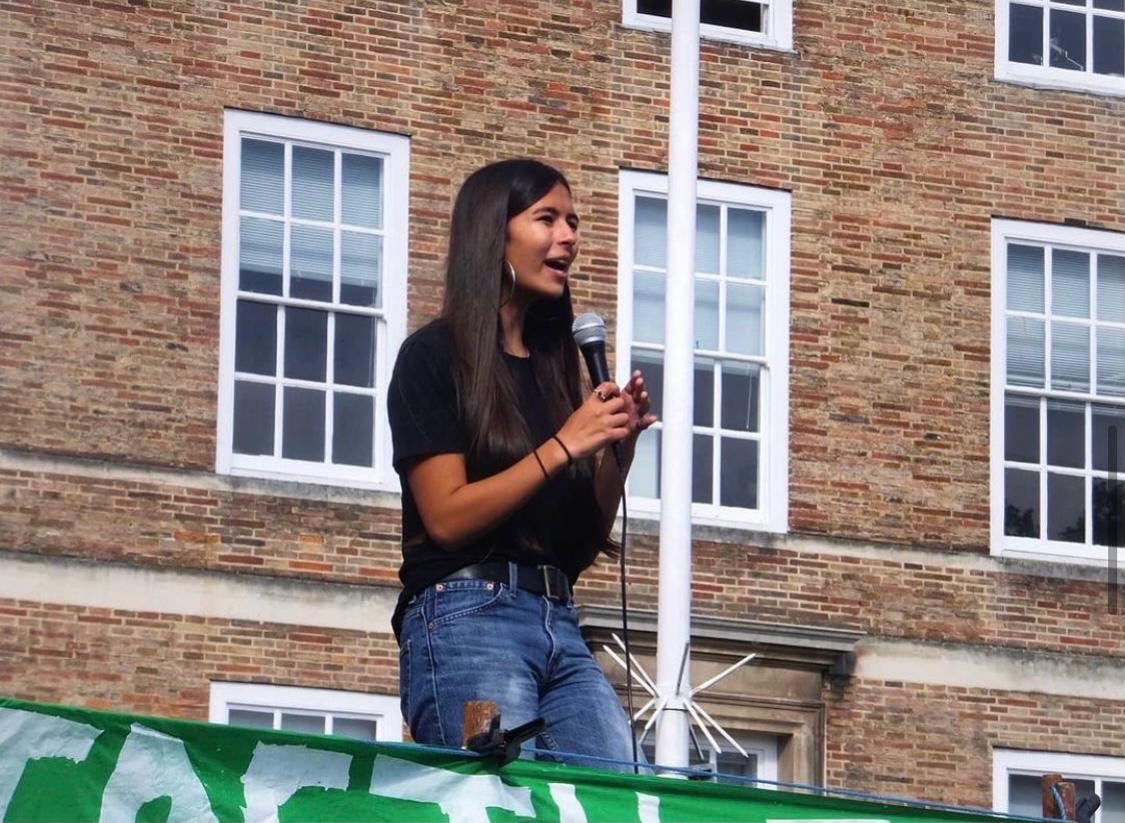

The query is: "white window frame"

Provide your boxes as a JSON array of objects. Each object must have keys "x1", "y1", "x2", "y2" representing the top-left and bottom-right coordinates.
[
  {"x1": 616, "y1": 170, "x2": 790, "y2": 532},
  {"x1": 995, "y1": 0, "x2": 1125, "y2": 97},
  {"x1": 216, "y1": 110, "x2": 409, "y2": 491},
  {"x1": 623, "y1": 0, "x2": 794, "y2": 52},
  {"x1": 990, "y1": 218, "x2": 1125, "y2": 564},
  {"x1": 643, "y1": 732, "x2": 779, "y2": 784},
  {"x1": 994, "y1": 748, "x2": 1125, "y2": 822},
  {"x1": 209, "y1": 681, "x2": 403, "y2": 742}
]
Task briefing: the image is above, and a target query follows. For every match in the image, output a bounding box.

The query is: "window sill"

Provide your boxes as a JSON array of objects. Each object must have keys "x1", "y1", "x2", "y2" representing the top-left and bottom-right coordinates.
[{"x1": 994, "y1": 66, "x2": 1125, "y2": 98}]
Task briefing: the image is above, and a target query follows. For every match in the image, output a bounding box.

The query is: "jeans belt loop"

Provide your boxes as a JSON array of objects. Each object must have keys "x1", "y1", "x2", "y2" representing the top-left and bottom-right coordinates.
[
  {"x1": 507, "y1": 560, "x2": 519, "y2": 593},
  {"x1": 541, "y1": 566, "x2": 557, "y2": 600}
]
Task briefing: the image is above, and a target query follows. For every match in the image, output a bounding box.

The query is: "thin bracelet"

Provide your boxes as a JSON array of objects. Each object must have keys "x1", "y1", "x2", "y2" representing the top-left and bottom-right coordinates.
[
  {"x1": 532, "y1": 447, "x2": 549, "y2": 480},
  {"x1": 551, "y1": 434, "x2": 573, "y2": 466}
]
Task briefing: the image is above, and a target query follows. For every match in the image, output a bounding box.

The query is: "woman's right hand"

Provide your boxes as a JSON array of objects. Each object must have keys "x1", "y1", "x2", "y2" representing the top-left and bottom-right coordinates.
[{"x1": 556, "y1": 382, "x2": 632, "y2": 460}]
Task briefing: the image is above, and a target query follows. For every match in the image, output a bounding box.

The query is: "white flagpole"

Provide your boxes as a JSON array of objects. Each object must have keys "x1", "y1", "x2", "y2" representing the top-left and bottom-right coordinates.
[{"x1": 654, "y1": 0, "x2": 701, "y2": 772}]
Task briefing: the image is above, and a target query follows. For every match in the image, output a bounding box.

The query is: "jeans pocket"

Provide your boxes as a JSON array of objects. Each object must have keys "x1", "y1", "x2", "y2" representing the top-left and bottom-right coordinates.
[{"x1": 428, "y1": 580, "x2": 508, "y2": 628}]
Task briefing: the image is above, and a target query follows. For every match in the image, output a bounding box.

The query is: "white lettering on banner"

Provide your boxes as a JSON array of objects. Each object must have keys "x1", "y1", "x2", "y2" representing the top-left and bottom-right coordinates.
[
  {"x1": 549, "y1": 782, "x2": 588, "y2": 823},
  {"x1": 98, "y1": 724, "x2": 218, "y2": 823},
  {"x1": 370, "y1": 754, "x2": 535, "y2": 823},
  {"x1": 638, "y1": 792, "x2": 662, "y2": 823},
  {"x1": 241, "y1": 743, "x2": 352, "y2": 823},
  {"x1": 0, "y1": 708, "x2": 100, "y2": 819}
]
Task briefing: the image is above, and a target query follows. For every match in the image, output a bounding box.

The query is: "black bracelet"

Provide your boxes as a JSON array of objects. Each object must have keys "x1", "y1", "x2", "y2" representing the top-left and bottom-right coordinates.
[
  {"x1": 551, "y1": 434, "x2": 573, "y2": 466},
  {"x1": 532, "y1": 447, "x2": 549, "y2": 480}
]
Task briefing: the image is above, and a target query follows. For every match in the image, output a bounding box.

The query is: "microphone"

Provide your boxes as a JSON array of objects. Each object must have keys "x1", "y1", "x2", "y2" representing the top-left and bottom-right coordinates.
[
  {"x1": 572, "y1": 312, "x2": 611, "y2": 387},
  {"x1": 572, "y1": 312, "x2": 623, "y2": 466}
]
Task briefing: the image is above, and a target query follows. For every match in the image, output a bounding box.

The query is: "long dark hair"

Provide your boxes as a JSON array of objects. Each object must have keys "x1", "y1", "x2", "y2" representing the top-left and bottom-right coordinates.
[{"x1": 439, "y1": 159, "x2": 610, "y2": 565}]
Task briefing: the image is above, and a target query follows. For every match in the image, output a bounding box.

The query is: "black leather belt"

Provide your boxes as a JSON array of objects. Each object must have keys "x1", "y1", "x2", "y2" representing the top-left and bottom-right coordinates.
[{"x1": 439, "y1": 561, "x2": 571, "y2": 602}]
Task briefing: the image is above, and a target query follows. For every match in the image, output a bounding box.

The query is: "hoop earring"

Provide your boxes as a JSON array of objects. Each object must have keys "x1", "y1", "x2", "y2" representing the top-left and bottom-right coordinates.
[{"x1": 499, "y1": 259, "x2": 517, "y2": 307}]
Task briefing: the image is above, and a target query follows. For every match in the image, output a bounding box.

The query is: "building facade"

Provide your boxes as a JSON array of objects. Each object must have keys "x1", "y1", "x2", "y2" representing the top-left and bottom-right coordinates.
[{"x1": 1, "y1": 0, "x2": 1123, "y2": 811}]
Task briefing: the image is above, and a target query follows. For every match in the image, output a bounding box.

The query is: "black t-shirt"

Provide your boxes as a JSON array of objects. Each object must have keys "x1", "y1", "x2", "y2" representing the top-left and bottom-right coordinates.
[{"x1": 386, "y1": 321, "x2": 596, "y2": 639}]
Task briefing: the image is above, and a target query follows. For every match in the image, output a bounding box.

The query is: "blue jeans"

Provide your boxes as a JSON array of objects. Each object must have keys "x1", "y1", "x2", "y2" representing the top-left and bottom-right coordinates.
[{"x1": 398, "y1": 570, "x2": 638, "y2": 771}]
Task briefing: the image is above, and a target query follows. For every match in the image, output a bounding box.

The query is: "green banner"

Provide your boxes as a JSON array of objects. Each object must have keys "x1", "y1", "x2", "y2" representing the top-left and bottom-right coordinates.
[{"x1": 0, "y1": 696, "x2": 1012, "y2": 823}]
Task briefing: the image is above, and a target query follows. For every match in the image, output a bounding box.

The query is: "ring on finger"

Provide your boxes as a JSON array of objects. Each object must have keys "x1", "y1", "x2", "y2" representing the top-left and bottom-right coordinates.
[{"x1": 593, "y1": 389, "x2": 609, "y2": 401}]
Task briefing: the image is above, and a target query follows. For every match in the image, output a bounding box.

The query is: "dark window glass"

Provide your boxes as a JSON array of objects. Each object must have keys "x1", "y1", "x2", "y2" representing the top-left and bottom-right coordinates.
[
  {"x1": 693, "y1": 435, "x2": 713, "y2": 504},
  {"x1": 1004, "y1": 468, "x2": 1040, "y2": 537},
  {"x1": 1047, "y1": 400, "x2": 1084, "y2": 468},
  {"x1": 240, "y1": 139, "x2": 283, "y2": 214},
  {"x1": 235, "y1": 301, "x2": 277, "y2": 376},
  {"x1": 694, "y1": 359, "x2": 714, "y2": 426},
  {"x1": 1092, "y1": 405, "x2": 1125, "y2": 472},
  {"x1": 639, "y1": 0, "x2": 764, "y2": 33},
  {"x1": 239, "y1": 217, "x2": 283, "y2": 295},
  {"x1": 1047, "y1": 473, "x2": 1085, "y2": 542},
  {"x1": 291, "y1": 225, "x2": 333, "y2": 303},
  {"x1": 1050, "y1": 9, "x2": 1087, "y2": 70},
  {"x1": 333, "y1": 393, "x2": 374, "y2": 467},
  {"x1": 1093, "y1": 478, "x2": 1125, "y2": 546},
  {"x1": 1093, "y1": 16, "x2": 1125, "y2": 75},
  {"x1": 233, "y1": 381, "x2": 275, "y2": 455},
  {"x1": 720, "y1": 438, "x2": 758, "y2": 508},
  {"x1": 1094, "y1": 0, "x2": 1125, "y2": 11},
  {"x1": 1009, "y1": 3, "x2": 1044, "y2": 65},
  {"x1": 334, "y1": 314, "x2": 376, "y2": 388},
  {"x1": 292, "y1": 146, "x2": 334, "y2": 222},
  {"x1": 282, "y1": 387, "x2": 325, "y2": 461},
  {"x1": 284, "y1": 308, "x2": 328, "y2": 382},
  {"x1": 1005, "y1": 394, "x2": 1039, "y2": 463},
  {"x1": 722, "y1": 362, "x2": 760, "y2": 432}
]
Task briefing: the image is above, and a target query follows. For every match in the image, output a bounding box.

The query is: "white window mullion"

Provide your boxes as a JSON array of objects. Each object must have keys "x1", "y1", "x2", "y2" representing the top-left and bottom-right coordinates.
[
  {"x1": 275, "y1": 307, "x2": 286, "y2": 458},
  {"x1": 325, "y1": 312, "x2": 336, "y2": 466}
]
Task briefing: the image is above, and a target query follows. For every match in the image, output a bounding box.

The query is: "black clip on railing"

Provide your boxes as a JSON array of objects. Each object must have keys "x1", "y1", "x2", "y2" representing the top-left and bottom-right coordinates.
[{"x1": 464, "y1": 715, "x2": 545, "y2": 767}]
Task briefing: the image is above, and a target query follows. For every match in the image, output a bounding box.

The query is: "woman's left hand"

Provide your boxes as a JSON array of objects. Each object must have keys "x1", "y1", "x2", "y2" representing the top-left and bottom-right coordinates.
[{"x1": 620, "y1": 370, "x2": 658, "y2": 440}]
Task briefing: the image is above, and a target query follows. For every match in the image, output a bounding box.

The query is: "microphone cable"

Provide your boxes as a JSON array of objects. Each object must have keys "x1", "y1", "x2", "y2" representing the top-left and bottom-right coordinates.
[{"x1": 613, "y1": 450, "x2": 639, "y2": 773}]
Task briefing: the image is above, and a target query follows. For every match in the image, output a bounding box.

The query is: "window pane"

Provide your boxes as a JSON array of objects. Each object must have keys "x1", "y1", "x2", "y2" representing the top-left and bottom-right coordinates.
[
  {"x1": 726, "y1": 284, "x2": 764, "y2": 356},
  {"x1": 1008, "y1": 244, "x2": 1045, "y2": 312},
  {"x1": 1047, "y1": 400, "x2": 1084, "y2": 468},
  {"x1": 722, "y1": 361, "x2": 761, "y2": 432},
  {"x1": 696, "y1": 278, "x2": 720, "y2": 350},
  {"x1": 693, "y1": 434, "x2": 713, "y2": 504},
  {"x1": 1096, "y1": 0, "x2": 1125, "y2": 10},
  {"x1": 292, "y1": 146, "x2": 334, "y2": 222},
  {"x1": 1093, "y1": 15, "x2": 1125, "y2": 75},
  {"x1": 1093, "y1": 404, "x2": 1125, "y2": 471},
  {"x1": 1103, "y1": 782, "x2": 1125, "y2": 823},
  {"x1": 1093, "y1": 478, "x2": 1125, "y2": 547},
  {"x1": 1007, "y1": 317, "x2": 1045, "y2": 387},
  {"x1": 1048, "y1": 473, "x2": 1085, "y2": 542},
  {"x1": 727, "y1": 208, "x2": 764, "y2": 280},
  {"x1": 1051, "y1": 322, "x2": 1089, "y2": 392},
  {"x1": 1050, "y1": 9, "x2": 1087, "y2": 70},
  {"x1": 695, "y1": 358, "x2": 715, "y2": 426},
  {"x1": 333, "y1": 717, "x2": 378, "y2": 742},
  {"x1": 239, "y1": 217, "x2": 283, "y2": 295},
  {"x1": 702, "y1": 0, "x2": 764, "y2": 32},
  {"x1": 1052, "y1": 250, "x2": 1090, "y2": 318},
  {"x1": 1004, "y1": 469, "x2": 1040, "y2": 537},
  {"x1": 284, "y1": 307, "x2": 328, "y2": 382},
  {"x1": 635, "y1": 197, "x2": 667, "y2": 269},
  {"x1": 335, "y1": 313, "x2": 376, "y2": 388},
  {"x1": 1009, "y1": 775, "x2": 1043, "y2": 818},
  {"x1": 229, "y1": 709, "x2": 274, "y2": 729},
  {"x1": 1098, "y1": 254, "x2": 1125, "y2": 322},
  {"x1": 720, "y1": 437, "x2": 758, "y2": 508},
  {"x1": 341, "y1": 231, "x2": 381, "y2": 308},
  {"x1": 233, "y1": 381, "x2": 275, "y2": 456},
  {"x1": 1009, "y1": 4, "x2": 1045, "y2": 65},
  {"x1": 282, "y1": 387, "x2": 326, "y2": 461},
  {"x1": 1098, "y1": 327, "x2": 1125, "y2": 396},
  {"x1": 634, "y1": 271, "x2": 665, "y2": 345},
  {"x1": 291, "y1": 225, "x2": 333, "y2": 303},
  {"x1": 235, "y1": 300, "x2": 277, "y2": 376},
  {"x1": 240, "y1": 138, "x2": 283, "y2": 214},
  {"x1": 633, "y1": 349, "x2": 664, "y2": 418},
  {"x1": 696, "y1": 204, "x2": 720, "y2": 274},
  {"x1": 638, "y1": 0, "x2": 671, "y2": 16},
  {"x1": 1005, "y1": 393, "x2": 1039, "y2": 463},
  {"x1": 631, "y1": 428, "x2": 660, "y2": 498},
  {"x1": 341, "y1": 153, "x2": 383, "y2": 228},
  {"x1": 333, "y1": 393, "x2": 374, "y2": 467},
  {"x1": 280, "y1": 712, "x2": 326, "y2": 734}
]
